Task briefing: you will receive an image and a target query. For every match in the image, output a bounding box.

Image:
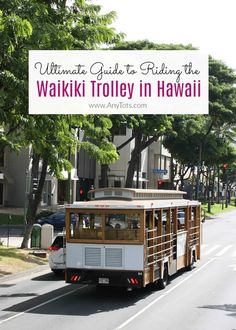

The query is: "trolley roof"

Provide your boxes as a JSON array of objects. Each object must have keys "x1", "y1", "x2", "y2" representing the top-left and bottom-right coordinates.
[
  {"x1": 89, "y1": 188, "x2": 186, "y2": 200},
  {"x1": 66, "y1": 188, "x2": 200, "y2": 210}
]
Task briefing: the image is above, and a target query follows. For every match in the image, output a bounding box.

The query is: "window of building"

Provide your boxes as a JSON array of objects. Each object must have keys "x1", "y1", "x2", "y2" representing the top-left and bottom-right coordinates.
[{"x1": 114, "y1": 180, "x2": 121, "y2": 187}]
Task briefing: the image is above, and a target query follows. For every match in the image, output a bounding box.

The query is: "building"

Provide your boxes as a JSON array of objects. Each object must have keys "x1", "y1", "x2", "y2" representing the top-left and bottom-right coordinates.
[
  {"x1": 95, "y1": 127, "x2": 148, "y2": 188},
  {"x1": 95, "y1": 127, "x2": 172, "y2": 190},
  {"x1": 147, "y1": 139, "x2": 172, "y2": 189},
  {"x1": 0, "y1": 147, "x2": 57, "y2": 207},
  {"x1": 0, "y1": 127, "x2": 172, "y2": 208}
]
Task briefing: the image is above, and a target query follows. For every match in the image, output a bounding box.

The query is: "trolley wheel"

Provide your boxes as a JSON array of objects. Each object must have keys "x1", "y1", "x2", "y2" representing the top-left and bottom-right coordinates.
[
  {"x1": 186, "y1": 262, "x2": 194, "y2": 271},
  {"x1": 158, "y1": 265, "x2": 169, "y2": 289}
]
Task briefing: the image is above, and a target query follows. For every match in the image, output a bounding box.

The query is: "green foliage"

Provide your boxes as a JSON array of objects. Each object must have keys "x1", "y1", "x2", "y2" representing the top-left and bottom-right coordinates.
[
  {"x1": 0, "y1": 0, "x2": 122, "y2": 166},
  {"x1": 0, "y1": 0, "x2": 123, "y2": 248},
  {"x1": 209, "y1": 57, "x2": 236, "y2": 126},
  {"x1": 163, "y1": 57, "x2": 236, "y2": 174},
  {"x1": 0, "y1": 213, "x2": 24, "y2": 225},
  {"x1": 109, "y1": 40, "x2": 194, "y2": 187},
  {"x1": 202, "y1": 202, "x2": 236, "y2": 217},
  {"x1": 114, "y1": 40, "x2": 195, "y2": 50},
  {"x1": 163, "y1": 115, "x2": 236, "y2": 167}
]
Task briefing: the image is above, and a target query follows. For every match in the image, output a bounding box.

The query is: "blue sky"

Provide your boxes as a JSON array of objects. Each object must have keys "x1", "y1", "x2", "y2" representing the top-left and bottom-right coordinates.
[{"x1": 92, "y1": 0, "x2": 236, "y2": 71}]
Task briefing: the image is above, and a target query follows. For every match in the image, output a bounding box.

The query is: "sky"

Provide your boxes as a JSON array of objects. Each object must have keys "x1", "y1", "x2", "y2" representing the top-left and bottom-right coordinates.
[{"x1": 92, "y1": 0, "x2": 236, "y2": 71}]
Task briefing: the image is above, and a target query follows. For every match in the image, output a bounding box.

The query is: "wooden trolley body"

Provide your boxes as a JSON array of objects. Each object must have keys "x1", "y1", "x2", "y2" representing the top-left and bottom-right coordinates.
[{"x1": 65, "y1": 188, "x2": 201, "y2": 289}]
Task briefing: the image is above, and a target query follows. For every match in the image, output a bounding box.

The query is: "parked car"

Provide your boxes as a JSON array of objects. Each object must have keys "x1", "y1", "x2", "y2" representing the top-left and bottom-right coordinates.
[
  {"x1": 37, "y1": 212, "x2": 75, "y2": 231},
  {"x1": 48, "y1": 234, "x2": 65, "y2": 275}
]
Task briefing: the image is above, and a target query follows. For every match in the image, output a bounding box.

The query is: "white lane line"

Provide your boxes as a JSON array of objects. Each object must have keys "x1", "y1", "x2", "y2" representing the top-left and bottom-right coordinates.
[
  {"x1": 215, "y1": 245, "x2": 233, "y2": 257},
  {"x1": 202, "y1": 244, "x2": 221, "y2": 256},
  {"x1": 115, "y1": 258, "x2": 215, "y2": 330},
  {"x1": 229, "y1": 264, "x2": 236, "y2": 271},
  {"x1": 232, "y1": 251, "x2": 236, "y2": 257},
  {"x1": 0, "y1": 285, "x2": 87, "y2": 325}
]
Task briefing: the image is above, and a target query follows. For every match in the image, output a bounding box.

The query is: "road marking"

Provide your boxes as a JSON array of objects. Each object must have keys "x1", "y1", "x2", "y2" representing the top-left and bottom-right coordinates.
[
  {"x1": 115, "y1": 258, "x2": 215, "y2": 330},
  {"x1": 0, "y1": 285, "x2": 87, "y2": 325},
  {"x1": 229, "y1": 264, "x2": 236, "y2": 271},
  {"x1": 202, "y1": 244, "x2": 221, "y2": 256},
  {"x1": 215, "y1": 245, "x2": 233, "y2": 257},
  {"x1": 232, "y1": 251, "x2": 236, "y2": 257}
]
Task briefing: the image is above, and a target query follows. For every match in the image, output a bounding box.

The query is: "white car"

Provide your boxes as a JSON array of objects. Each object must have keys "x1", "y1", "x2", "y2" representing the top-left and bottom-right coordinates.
[{"x1": 48, "y1": 235, "x2": 66, "y2": 275}]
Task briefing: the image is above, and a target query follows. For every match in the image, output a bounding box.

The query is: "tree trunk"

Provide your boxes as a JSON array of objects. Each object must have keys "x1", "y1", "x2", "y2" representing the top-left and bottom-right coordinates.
[
  {"x1": 100, "y1": 164, "x2": 109, "y2": 188},
  {"x1": 21, "y1": 153, "x2": 48, "y2": 249},
  {"x1": 195, "y1": 143, "x2": 202, "y2": 200},
  {"x1": 169, "y1": 155, "x2": 174, "y2": 189},
  {"x1": 125, "y1": 133, "x2": 142, "y2": 188},
  {"x1": 125, "y1": 132, "x2": 160, "y2": 188},
  {"x1": 99, "y1": 133, "x2": 135, "y2": 188},
  {"x1": 125, "y1": 149, "x2": 138, "y2": 188}
]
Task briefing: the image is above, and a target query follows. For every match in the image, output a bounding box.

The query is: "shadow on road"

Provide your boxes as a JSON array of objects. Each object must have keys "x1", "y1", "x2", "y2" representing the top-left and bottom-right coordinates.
[
  {"x1": 199, "y1": 304, "x2": 236, "y2": 318},
  {"x1": 2, "y1": 266, "x2": 195, "y2": 317},
  {"x1": 3, "y1": 281, "x2": 156, "y2": 316},
  {"x1": 32, "y1": 272, "x2": 65, "y2": 282},
  {"x1": 0, "y1": 293, "x2": 39, "y2": 298}
]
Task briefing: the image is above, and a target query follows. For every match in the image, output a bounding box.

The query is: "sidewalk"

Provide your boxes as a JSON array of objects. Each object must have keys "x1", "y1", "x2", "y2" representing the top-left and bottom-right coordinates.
[
  {"x1": 0, "y1": 235, "x2": 24, "y2": 248},
  {"x1": 0, "y1": 225, "x2": 25, "y2": 247},
  {"x1": 0, "y1": 224, "x2": 59, "y2": 248},
  {"x1": 0, "y1": 205, "x2": 65, "y2": 247},
  {"x1": 0, "y1": 204, "x2": 65, "y2": 216}
]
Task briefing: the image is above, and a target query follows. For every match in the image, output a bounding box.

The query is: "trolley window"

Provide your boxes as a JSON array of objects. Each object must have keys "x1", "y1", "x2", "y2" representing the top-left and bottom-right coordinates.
[
  {"x1": 69, "y1": 212, "x2": 102, "y2": 240},
  {"x1": 105, "y1": 212, "x2": 141, "y2": 241}
]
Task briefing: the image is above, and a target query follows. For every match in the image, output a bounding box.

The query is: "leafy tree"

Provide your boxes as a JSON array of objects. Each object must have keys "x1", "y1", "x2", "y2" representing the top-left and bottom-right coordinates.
[
  {"x1": 109, "y1": 40, "x2": 193, "y2": 188},
  {"x1": 0, "y1": 0, "x2": 123, "y2": 149},
  {"x1": 163, "y1": 58, "x2": 236, "y2": 198},
  {"x1": 0, "y1": 4, "x2": 32, "y2": 151},
  {"x1": 163, "y1": 116, "x2": 236, "y2": 190},
  {"x1": 0, "y1": 0, "x2": 122, "y2": 248},
  {"x1": 100, "y1": 113, "x2": 172, "y2": 188},
  {"x1": 209, "y1": 56, "x2": 236, "y2": 126},
  {"x1": 21, "y1": 114, "x2": 118, "y2": 248}
]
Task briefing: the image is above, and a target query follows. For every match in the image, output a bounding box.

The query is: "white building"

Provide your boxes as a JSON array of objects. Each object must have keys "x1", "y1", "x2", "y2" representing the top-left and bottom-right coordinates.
[{"x1": 147, "y1": 139, "x2": 172, "y2": 189}]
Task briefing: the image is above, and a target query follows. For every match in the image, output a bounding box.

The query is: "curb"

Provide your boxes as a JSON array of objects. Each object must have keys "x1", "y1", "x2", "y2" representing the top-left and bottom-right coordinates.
[{"x1": 0, "y1": 264, "x2": 51, "y2": 283}]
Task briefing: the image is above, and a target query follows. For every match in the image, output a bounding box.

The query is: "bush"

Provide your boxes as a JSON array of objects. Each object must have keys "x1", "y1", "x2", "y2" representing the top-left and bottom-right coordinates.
[{"x1": 0, "y1": 214, "x2": 24, "y2": 226}]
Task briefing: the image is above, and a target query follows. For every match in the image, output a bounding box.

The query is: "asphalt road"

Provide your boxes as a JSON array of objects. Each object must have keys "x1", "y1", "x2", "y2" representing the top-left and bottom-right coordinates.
[{"x1": 1, "y1": 211, "x2": 236, "y2": 330}]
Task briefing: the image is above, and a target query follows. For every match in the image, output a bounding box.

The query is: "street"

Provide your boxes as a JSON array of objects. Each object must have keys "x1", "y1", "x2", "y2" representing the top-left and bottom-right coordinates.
[{"x1": 0, "y1": 210, "x2": 236, "y2": 330}]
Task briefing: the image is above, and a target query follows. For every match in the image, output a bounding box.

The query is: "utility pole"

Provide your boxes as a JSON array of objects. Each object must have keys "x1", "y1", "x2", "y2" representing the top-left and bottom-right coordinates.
[{"x1": 66, "y1": 121, "x2": 80, "y2": 204}]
